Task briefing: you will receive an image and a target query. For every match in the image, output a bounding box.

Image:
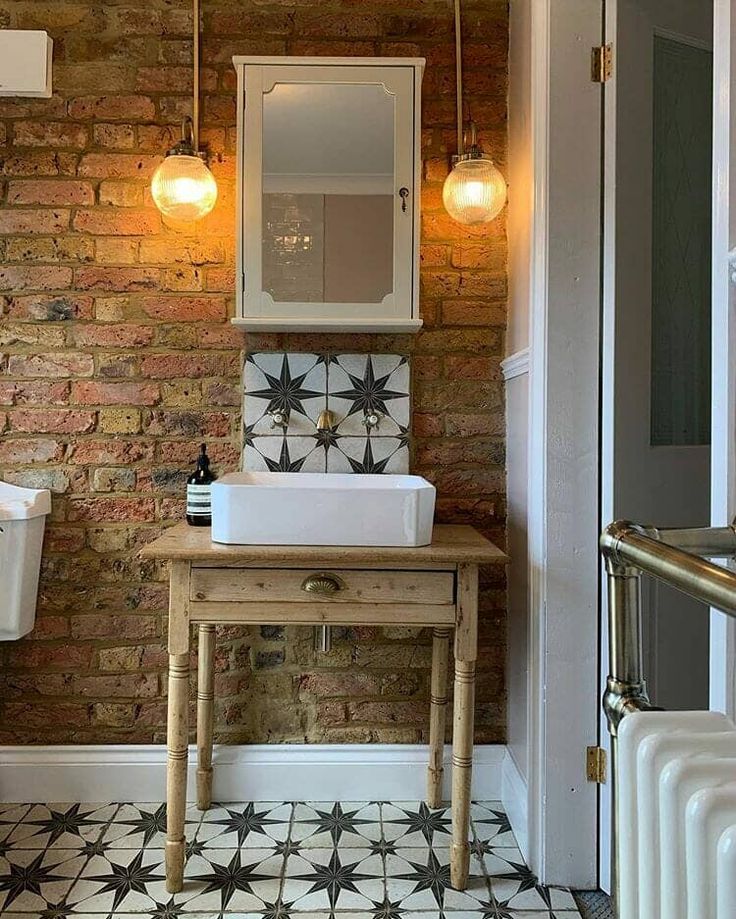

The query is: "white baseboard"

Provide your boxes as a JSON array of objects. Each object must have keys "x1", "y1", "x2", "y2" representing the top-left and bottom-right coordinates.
[
  {"x1": 0, "y1": 743, "x2": 507, "y2": 804},
  {"x1": 502, "y1": 749, "x2": 529, "y2": 861}
]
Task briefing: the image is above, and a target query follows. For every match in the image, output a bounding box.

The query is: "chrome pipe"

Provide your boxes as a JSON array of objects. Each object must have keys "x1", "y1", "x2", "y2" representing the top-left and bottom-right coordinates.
[
  {"x1": 649, "y1": 524, "x2": 736, "y2": 559},
  {"x1": 314, "y1": 625, "x2": 332, "y2": 653},
  {"x1": 602, "y1": 521, "x2": 736, "y2": 618}
]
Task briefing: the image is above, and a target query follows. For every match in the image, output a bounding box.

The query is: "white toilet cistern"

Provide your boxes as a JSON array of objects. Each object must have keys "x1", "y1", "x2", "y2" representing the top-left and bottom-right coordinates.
[{"x1": 0, "y1": 481, "x2": 51, "y2": 640}]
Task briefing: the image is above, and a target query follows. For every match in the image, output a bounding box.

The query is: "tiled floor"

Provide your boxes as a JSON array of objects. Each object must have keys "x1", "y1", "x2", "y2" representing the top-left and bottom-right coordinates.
[{"x1": 0, "y1": 800, "x2": 582, "y2": 918}]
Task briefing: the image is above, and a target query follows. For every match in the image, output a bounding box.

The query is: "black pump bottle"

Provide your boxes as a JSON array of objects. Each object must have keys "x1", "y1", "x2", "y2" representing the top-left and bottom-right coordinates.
[{"x1": 186, "y1": 444, "x2": 216, "y2": 527}]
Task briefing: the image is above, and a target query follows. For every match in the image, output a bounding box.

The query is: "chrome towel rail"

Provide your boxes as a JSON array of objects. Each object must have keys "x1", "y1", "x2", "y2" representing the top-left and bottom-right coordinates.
[{"x1": 600, "y1": 520, "x2": 736, "y2": 914}]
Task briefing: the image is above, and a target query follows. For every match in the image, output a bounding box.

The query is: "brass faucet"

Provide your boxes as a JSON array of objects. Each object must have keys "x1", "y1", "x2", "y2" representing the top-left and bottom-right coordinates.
[{"x1": 316, "y1": 409, "x2": 336, "y2": 432}]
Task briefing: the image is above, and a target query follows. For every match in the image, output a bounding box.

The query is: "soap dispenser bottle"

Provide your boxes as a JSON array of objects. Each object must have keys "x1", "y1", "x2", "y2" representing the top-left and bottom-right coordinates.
[{"x1": 186, "y1": 444, "x2": 216, "y2": 527}]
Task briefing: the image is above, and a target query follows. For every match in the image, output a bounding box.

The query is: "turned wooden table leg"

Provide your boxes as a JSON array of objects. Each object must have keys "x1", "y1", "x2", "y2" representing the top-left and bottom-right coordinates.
[
  {"x1": 196, "y1": 624, "x2": 216, "y2": 810},
  {"x1": 427, "y1": 626, "x2": 451, "y2": 808},
  {"x1": 451, "y1": 564, "x2": 478, "y2": 891},
  {"x1": 166, "y1": 561, "x2": 191, "y2": 894}
]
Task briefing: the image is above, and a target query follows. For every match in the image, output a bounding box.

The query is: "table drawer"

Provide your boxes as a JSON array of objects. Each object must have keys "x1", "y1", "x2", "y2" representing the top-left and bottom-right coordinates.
[{"x1": 190, "y1": 567, "x2": 455, "y2": 605}]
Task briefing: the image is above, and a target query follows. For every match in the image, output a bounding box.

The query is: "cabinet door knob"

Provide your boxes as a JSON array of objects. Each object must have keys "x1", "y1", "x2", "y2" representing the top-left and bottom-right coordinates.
[
  {"x1": 399, "y1": 187, "x2": 410, "y2": 212},
  {"x1": 301, "y1": 572, "x2": 345, "y2": 596}
]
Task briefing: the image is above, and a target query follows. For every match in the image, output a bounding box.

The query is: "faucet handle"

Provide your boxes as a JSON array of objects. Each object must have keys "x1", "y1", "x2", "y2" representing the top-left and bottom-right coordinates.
[
  {"x1": 267, "y1": 408, "x2": 289, "y2": 430},
  {"x1": 362, "y1": 410, "x2": 383, "y2": 431}
]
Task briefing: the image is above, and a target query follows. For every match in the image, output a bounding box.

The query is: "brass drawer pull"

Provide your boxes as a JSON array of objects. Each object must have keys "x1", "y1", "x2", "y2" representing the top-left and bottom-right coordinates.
[{"x1": 301, "y1": 572, "x2": 345, "y2": 596}]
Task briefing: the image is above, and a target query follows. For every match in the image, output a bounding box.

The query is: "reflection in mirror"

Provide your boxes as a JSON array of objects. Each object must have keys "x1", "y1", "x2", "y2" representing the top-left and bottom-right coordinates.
[{"x1": 261, "y1": 82, "x2": 395, "y2": 304}]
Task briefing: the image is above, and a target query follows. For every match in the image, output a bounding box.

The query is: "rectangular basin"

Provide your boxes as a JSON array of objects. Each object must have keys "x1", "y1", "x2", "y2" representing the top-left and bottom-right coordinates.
[{"x1": 211, "y1": 472, "x2": 436, "y2": 547}]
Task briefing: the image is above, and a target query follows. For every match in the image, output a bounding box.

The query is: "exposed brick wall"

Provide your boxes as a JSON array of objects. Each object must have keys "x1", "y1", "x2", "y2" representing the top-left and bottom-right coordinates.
[{"x1": 0, "y1": 0, "x2": 508, "y2": 745}]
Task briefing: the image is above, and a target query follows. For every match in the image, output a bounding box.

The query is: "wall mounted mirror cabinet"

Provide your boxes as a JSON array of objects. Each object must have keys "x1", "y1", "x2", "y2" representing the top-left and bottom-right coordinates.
[{"x1": 233, "y1": 56, "x2": 425, "y2": 333}]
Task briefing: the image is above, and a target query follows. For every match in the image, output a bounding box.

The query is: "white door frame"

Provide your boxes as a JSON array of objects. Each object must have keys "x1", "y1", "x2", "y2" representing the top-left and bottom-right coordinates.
[
  {"x1": 526, "y1": 0, "x2": 603, "y2": 888},
  {"x1": 598, "y1": 0, "x2": 733, "y2": 892},
  {"x1": 710, "y1": 0, "x2": 736, "y2": 721}
]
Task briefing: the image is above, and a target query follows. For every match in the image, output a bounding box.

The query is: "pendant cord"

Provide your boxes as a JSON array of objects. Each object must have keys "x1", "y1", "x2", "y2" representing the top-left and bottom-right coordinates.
[
  {"x1": 193, "y1": 0, "x2": 200, "y2": 151},
  {"x1": 454, "y1": 0, "x2": 463, "y2": 155}
]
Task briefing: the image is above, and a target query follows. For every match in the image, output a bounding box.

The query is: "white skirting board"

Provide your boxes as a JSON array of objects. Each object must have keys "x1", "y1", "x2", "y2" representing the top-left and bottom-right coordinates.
[
  {"x1": 0, "y1": 743, "x2": 508, "y2": 804},
  {"x1": 502, "y1": 748, "x2": 529, "y2": 862}
]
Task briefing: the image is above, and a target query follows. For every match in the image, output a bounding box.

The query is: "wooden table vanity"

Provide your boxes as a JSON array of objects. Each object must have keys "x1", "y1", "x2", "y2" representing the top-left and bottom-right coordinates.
[{"x1": 141, "y1": 523, "x2": 505, "y2": 893}]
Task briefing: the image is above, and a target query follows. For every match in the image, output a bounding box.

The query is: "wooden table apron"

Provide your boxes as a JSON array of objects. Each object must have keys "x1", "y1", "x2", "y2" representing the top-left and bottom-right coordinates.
[{"x1": 140, "y1": 523, "x2": 505, "y2": 894}]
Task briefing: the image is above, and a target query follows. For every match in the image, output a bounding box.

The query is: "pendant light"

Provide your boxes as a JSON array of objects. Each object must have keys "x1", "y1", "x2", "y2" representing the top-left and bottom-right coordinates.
[
  {"x1": 442, "y1": 0, "x2": 507, "y2": 226},
  {"x1": 151, "y1": 0, "x2": 217, "y2": 222}
]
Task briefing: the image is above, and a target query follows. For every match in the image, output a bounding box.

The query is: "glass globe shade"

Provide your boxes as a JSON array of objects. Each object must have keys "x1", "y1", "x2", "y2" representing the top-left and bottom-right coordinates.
[
  {"x1": 151, "y1": 154, "x2": 218, "y2": 222},
  {"x1": 442, "y1": 157, "x2": 507, "y2": 226}
]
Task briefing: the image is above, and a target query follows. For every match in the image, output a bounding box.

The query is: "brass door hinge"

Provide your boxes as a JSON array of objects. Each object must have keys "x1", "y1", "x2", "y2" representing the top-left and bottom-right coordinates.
[
  {"x1": 586, "y1": 746, "x2": 608, "y2": 783},
  {"x1": 591, "y1": 44, "x2": 613, "y2": 83}
]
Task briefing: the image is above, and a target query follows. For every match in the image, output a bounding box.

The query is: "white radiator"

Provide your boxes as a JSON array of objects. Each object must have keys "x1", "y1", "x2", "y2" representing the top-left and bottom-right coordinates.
[{"x1": 618, "y1": 710, "x2": 736, "y2": 919}]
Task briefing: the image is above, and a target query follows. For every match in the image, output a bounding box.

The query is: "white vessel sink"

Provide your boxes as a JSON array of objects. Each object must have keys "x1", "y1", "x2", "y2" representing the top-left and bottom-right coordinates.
[{"x1": 211, "y1": 472, "x2": 436, "y2": 547}]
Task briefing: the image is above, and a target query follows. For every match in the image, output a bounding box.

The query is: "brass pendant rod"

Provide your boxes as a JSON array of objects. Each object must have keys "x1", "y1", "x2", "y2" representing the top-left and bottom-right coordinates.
[
  {"x1": 193, "y1": 0, "x2": 200, "y2": 151},
  {"x1": 454, "y1": 0, "x2": 464, "y2": 156}
]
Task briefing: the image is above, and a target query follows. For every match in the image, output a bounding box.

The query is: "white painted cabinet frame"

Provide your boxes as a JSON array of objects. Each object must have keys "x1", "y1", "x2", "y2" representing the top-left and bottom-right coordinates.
[{"x1": 232, "y1": 56, "x2": 424, "y2": 333}]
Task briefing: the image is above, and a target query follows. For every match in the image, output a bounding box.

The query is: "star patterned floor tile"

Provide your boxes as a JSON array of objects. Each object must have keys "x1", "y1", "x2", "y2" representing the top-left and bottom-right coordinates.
[
  {"x1": 0, "y1": 846, "x2": 85, "y2": 913},
  {"x1": 195, "y1": 801, "x2": 291, "y2": 849},
  {"x1": 100, "y1": 802, "x2": 201, "y2": 849},
  {"x1": 291, "y1": 802, "x2": 381, "y2": 848},
  {"x1": 281, "y1": 847, "x2": 384, "y2": 912},
  {"x1": 70, "y1": 848, "x2": 169, "y2": 913},
  {"x1": 382, "y1": 801, "x2": 452, "y2": 848},
  {"x1": 6, "y1": 803, "x2": 114, "y2": 850},
  {"x1": 175, "y1": 847, "x2": 284, "y2": 913},
  {"x1": 0, "y1": 800, "x2": 583, "y2": 918},
  {"x1": 385, "y1": 847, "x2": 489, "y2": 912},
  {"x1": 471, "y1": 802, "x2": 517, "y2": 850},
  {"x1": 483, "y1": 848, "x2": 578, "y2": 913}
]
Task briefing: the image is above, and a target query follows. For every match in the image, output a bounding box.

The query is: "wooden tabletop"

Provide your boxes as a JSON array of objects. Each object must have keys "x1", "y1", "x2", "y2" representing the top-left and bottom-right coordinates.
[{"x1": 140, "y1": 522, "x2": 506, "y2": 566}]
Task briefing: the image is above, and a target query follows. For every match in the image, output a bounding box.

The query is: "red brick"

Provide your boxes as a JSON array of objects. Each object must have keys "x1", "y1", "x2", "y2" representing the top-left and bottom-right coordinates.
[
  {"x1": 141, "y1": 296, "x2": 226, "y2": 321},
  {"x1": 7, "y1": 352, "x2": 94, "y2": 378},
  {"x1": 71, "y1": 381, "x2": 160, "y2": 406},
  {"x1": 67, "y1": 497, "x2": 156, "y2": 522},
  {"x1": 74, "y1": 267, "x2": 160, "y2": 291},
  {"x1": 3, "y1": 294, "x2": 94, "y2": 321},
  {"x1": 14, "y1": 122, "x2": 88, "y2": 149},
  {"x1": 67, "y1": 440, "x2": 155, "y2": 465},
  {"x1": 73, "y1": 324, "x2": 154, "y2": 348},
  {"x1": 1, "y1": 152, "x2": 79, "y2": 177},
  {"x1": 45, "y1": 526, "x2": 87, "y2": 552},
  {"x1": 0, "y1": 208, "x2": 69, "y2": 234},
  {"x1": 445, "y1": 355, "x2": 495, "y2": 379},
  {"x1": 93, "y1": 123, "x2": 136, "y2": 149},
  {"x1": 0, "y1": 266, "x2": 73, "y2": 291},
  {"x1": 6, "y1": 180, "x2": 95, "y2": 206},
  {"x1": 8, "y1": 643, "x2": 94, "y2": 670},
  {"x1": 141, "y1": 353, "x2": 237, "y2": 379},
  {"x1": 73, "y1": 208, "x2": 161, "y2": 236},
  {"x1": 0, "y1": 381, "x2": 70, "y2": 405},
  {"x1": 144, "y1": 411, "x2": 232, "y2": 437},
  {"x1": 0, "y1": 438, "x2": 64, "y2": 463},
  {"x1": 9, "y1": 409, "x2": 97, "y2": 434},
  {"x1": 98, "y1": 181, "x2": 143, "y2": 207},
  {"x1": 68, "y1": 94, "x2": 156, "y2": 121},
  {"x1": 78, "y1": 153, "x2": 161, "y2": 179}
]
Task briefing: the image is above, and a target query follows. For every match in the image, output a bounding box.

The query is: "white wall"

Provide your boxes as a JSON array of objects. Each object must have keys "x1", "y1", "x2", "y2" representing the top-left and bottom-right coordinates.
[{"x1": 504, "y1": 0, "x2": 533, "y2": 800}]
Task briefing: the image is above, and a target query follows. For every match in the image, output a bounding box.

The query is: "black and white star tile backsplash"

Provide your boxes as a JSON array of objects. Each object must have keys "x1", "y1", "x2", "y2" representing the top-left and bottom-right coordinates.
[
  {"x1": 0, "y1": 799, "x2": 583, "y2": 918},
  {"x1": 243, "y1": 353, "x2": 411, "y2": 474}
]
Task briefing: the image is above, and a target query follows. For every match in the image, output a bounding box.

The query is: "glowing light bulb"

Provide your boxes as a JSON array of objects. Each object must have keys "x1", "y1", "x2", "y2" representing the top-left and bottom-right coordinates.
[
  {"x1": 442, "y1": 157, "x2": 507, "y2": 226},
  {"x1": 151, "y1": 154, "x2": 218, "y2": 222}
]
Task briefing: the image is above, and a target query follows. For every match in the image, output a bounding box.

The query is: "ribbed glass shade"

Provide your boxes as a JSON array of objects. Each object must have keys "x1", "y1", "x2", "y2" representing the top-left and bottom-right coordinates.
[
  {"x1": 442, "y1": 157, "x2": 507, "y2": 225},
  {"x1": 151, "y1": 154, "x2": 218, "y2": 222}
]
